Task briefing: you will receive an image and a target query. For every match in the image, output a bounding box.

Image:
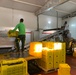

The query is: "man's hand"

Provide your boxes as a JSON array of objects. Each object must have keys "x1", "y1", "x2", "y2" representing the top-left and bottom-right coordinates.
[{"x1": 8, "y1": 30, "x2": 13, "y2": 34}]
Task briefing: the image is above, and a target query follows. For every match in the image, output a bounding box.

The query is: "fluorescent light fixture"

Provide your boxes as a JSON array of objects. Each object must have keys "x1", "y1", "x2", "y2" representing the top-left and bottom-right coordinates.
[{"x1": 46, "y1": 7, "x2": 53, "y2": 11}]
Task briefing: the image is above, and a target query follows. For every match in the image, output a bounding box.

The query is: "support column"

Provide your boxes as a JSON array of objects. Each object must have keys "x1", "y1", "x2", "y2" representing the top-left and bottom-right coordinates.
[
  {"x1": 56, "y1": 11, "x2": 58, "y2": 28},
  {"x1": 37, "y1": 15, "x2": 39, "y2": 31}
]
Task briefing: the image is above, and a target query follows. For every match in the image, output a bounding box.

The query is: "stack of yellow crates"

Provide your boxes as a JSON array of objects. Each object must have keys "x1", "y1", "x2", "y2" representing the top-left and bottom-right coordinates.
[
  {"x1": 36, "y1": 41, "x2": 66, "y2": 72},
  {"x1": 59, "y1": 43, "x2": 66, "y2": 63},
  {"x1": 53, "y1": 42, "x2": 66, "y2": 69},
  {"x1": 53, "y1": 50, "x2": 60, "y2": 69},
  {"x1": 0, "y1": 58, "x2": 28, "y2": 75},
  {"x1": 41, "y1": 48, "x2": 53, "y2": 71},
  {"x1": 58, "y1": 64, "x2": 71, "y2": 75},
  {"x1": 36, "y1": 42, "x2": 54, "y2": 71}
]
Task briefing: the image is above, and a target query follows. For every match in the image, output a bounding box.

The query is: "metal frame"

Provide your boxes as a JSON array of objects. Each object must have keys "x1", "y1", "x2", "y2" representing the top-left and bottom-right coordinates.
[
  {"x1": 62, "y1": 0, "x2": 76, "y2": 19},
  {"x1": 35, "y1": 0, "x2": 69, "y2": 16}
]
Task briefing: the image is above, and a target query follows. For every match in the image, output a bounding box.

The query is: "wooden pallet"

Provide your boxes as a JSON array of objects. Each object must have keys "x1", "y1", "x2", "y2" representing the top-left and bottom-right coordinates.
[{"x1": 38, "y1": 65, "x2": 58, "y2": 74}]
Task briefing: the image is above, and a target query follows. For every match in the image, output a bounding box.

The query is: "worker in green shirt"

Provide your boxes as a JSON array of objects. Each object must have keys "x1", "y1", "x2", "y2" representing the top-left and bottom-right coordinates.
[{"x1": 10, "y1": 18, "x2": 26, "y2": 57}]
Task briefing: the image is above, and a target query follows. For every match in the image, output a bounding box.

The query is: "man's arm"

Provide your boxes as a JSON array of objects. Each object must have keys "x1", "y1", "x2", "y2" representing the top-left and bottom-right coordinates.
[
  {"x1": 12, "y1": 24, "x2": 19, "y2": 32},
  {"x1": 8, "y1": 24, "x2": 19, "y2": 34}
]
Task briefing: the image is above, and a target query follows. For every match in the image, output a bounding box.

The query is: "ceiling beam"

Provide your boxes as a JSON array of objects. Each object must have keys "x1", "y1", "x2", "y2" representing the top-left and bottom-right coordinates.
[
  {"x1": 54, "y1": 8, "x2": 70, "y2": 14},
  {"x1": 13, "y1": 0, "x2": 42, "y2": 7},
  {"x1": 35, "y1": 0, "x2": 70, "y2": 15},
  {"x1": 69, "y1": 0, "x2": 76, "y2": 5}
]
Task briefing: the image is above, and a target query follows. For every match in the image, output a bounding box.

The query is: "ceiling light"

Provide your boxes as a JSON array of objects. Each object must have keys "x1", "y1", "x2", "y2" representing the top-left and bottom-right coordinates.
[{"x1": 48, "y1": 21, "x2": 51, "y2": 24}]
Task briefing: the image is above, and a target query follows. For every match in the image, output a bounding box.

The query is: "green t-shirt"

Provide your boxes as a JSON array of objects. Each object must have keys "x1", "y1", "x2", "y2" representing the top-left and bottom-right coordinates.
[{"x1": 12, "y1": 22, "x2": 26, "y2": 35}]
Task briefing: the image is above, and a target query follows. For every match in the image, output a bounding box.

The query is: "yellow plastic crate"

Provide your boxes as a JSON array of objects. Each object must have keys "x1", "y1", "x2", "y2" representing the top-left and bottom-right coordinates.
[
  {"x1": 59, "y1": 55, "x2": 65, "y2": 63},
  {"x1": 36, "y1": 49, "x2": 54, "y2": 71},
  {"x1": 59, "y1": 50, "x2": 66, "y2": 63},
  {"x1": 53, "y1": 50, "x2": 60, "y2": 68},
  {"x1": 41, "y1": 54, "x2": 53, "y2": 63},
  {"x1": 62, "y1": 43, "x2": 66, "y2": 50},
  {"x1": 59, "y1": 64, "x2": 71, "y2": 73},
  {"x1": 58, "y1": 69, "x2": 61, "y2": 75},
  {"x1": 29, "y1": 42, "x2": 42, "y2": 58},
  {"x1": 8, "y1": 30, "x2": 19, "y2": 37},
  {"x1": 59, "y1": 64, "x2": 71, "y2": 69},
  {"x1": 42, "y1": 48, "x2": 53, "y2": 56},
  {"x1": 1, "y1": 58, "x2": 27, "y2": 75},
  {"x1": 42, "y1": 41, "x2": 54, "y2": 49},
  {"x1": 58, "y1": 69, "x2": 71, "y2": 75},
  {"x1": 37, "y1": 59, "x2": 53, "y2": 71},
  {"x1": 41, "y1": 60, "x2": 53, "y2": 70}
]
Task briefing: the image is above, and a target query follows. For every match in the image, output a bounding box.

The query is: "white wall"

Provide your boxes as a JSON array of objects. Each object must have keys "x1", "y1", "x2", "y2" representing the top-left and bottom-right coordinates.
[
  {"x1": 63, "y1": 17, "x2": 76, "y2": 39},
  {"x1": 39, "y1": 15, "x2": 62, "y2": 30},
  {"x1": 0, "y1": 7, "x2": 62, "y2": 31},
  {"x1": 0, "y1": 7, "x2": 37, "y2": 45},
  {"x1": 0, "y1": 7, "x2": 62, "y2": 46},
  {"x1": 39, "y1": 15, "x2": 62, "y2": 38},
  {"x1": 0, "y1": 7, "x2": 37, "y2": 30}
]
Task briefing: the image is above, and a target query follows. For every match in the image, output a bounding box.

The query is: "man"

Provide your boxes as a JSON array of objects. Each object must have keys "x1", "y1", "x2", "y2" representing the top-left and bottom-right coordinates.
[
  {"x1": 61, "y1": 21, "x2": 68, "y2": 30},
  {"x1": 11, "y1": 18, "x2": 26, "y2": 57}
]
